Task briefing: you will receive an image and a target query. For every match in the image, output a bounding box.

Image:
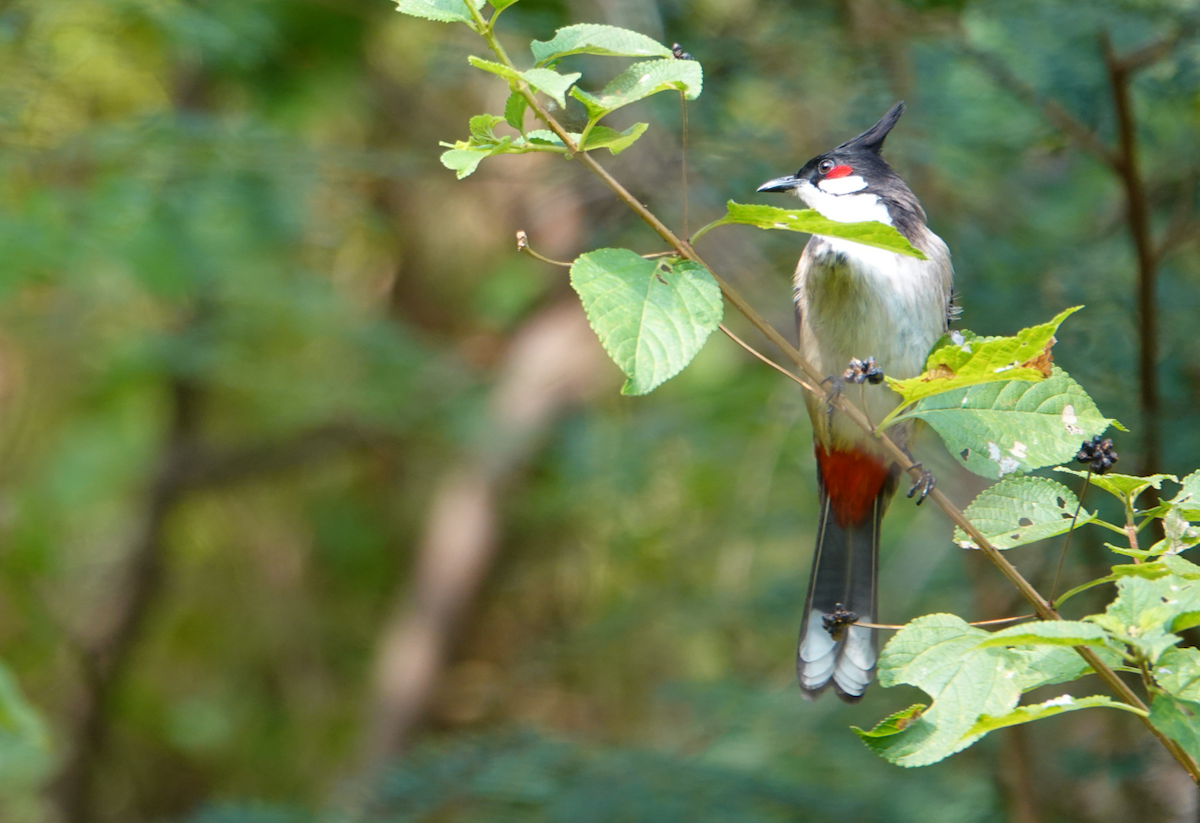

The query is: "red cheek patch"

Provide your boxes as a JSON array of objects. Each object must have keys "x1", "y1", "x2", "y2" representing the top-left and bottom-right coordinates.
[{"x1": 824, "y1": 164, "x2": 853, "y2": 179}]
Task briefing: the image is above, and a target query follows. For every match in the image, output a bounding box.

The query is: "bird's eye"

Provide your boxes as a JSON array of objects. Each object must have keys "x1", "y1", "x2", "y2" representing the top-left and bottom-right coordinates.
[{"x1": 818, "y1": 159, "x2": 835, "y2": 174}]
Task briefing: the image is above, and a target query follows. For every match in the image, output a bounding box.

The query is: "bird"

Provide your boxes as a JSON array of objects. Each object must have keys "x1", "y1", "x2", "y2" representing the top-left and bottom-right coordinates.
[{"x1": 756, "y1": 102, "x2": 955, "y2": 702}]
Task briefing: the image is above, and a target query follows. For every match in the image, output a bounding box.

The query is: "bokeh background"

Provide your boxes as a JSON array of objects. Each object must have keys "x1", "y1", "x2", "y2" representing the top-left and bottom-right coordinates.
[{"x1": 0, "y1": 0, "x2": 1197, "y2": 821}]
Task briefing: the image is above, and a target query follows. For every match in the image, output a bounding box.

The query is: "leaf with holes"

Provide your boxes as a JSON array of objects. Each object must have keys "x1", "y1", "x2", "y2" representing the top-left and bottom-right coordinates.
[
  {"x1": 570, "y1": 250, "x2": 722, "y2": 396},
  {"x1": 856, "y1": 614, "x2": 1023, "y2": 767},
  {"x1": 952, "y1": 476, "x2": 1096, "y2": 550},
  {"x1": 707, "y1": 202, "x2": 925, "y2": 258},
  {"x1": 395, "y1": 0, "x2": 485, "y2": 24},
  {"x1": 885, "y1": 307, "x2": 1080, "y2": 411},
  {"x1": 531, "y1": 24, "x2": 673, "y2": 66},
  {"x1": 902, "y1": 368, "x2": 1118, "y2": 480},
  {"x1": 571, "y1": 59, "x2": 702, "y2": 121},
  {"x1": 1155, "y1": 647, "x2": 1200, "y2": 701}
]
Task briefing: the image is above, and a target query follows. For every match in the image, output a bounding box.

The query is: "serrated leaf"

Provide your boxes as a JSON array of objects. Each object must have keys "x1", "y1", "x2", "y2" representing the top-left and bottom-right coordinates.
[
  {"x1": 395, "y1": 0, "x2": 485, "y2": 24},
  {"x1": 1053, "y1": 467, "x2": 1176, "y2": 507},
  {"x1": 1155, "y1": 647, "x2": 1200, "y2": 700},
  {"x1": 570, "y1": 250, "x2": 722, "y2": 396},
  {"x1": 530, "y1": 24, "x2": 673, "y2": 66},
  {"x1": 905, "y1": 367, "x2": 1117, "y2": 480},
  {"x1": 571, "y1": 59, "x2": 702, "y2": 121},
  {"x1": 1150, "y1": 695, "x2": 1200, "y2": 763},
  {"x1": 706, "y1": 202, "x2": 925, "y2": 258},
  {"x1": 522, "y1": 68, "x2": 582, "y2": 108},
  {"x1": 967, "y1": 695, "x2": 1142, "y2": 736},
  {"x1": 1013, "y1": 644, "x2": 1123, "y2": 691},
  {"x1": 504, "y1": 92, "x2": 527, "y2": 131},
  {"x1": 887, "y1": 308, "x2": 1079, "y2": 409},
  {"x1": 976, "y1": 619, "x2": 1110, "y2": 649},
  {"x1": 953, "y1": 476, "x2": 1096, "y2": 550},
  {"x1": 864, "y1": 614, "x2": 1023, "y2": 767}
]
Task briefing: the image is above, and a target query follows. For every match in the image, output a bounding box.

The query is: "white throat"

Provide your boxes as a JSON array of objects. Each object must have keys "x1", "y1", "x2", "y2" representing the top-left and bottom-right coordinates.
[{"x1": 796, "y1": 179, "x2": 893, "y2": 226}]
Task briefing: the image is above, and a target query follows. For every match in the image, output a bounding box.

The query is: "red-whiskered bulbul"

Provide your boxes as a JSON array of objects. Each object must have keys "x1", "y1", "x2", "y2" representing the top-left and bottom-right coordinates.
[{"x1": 757, "y1": 102, "x2": 955, "y2": 702}]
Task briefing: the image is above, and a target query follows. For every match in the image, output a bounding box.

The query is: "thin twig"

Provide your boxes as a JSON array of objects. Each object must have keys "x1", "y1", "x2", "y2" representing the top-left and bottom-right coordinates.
[
  {"x1": 516, "y1": 230, "x2": 571, "y2": 267},
  {"x1": 679, "y1": 90, "x2": 689, "y2": 241},
  {"x1": 464, "y1": 5, "x2": 1200, "y2": 782},
  {"x1": 1050, "y1": 470, "x2": 1091, "y2": 601},
  {"x1": 857, "y1": 614, "x2": 1034, "y2": 631}
]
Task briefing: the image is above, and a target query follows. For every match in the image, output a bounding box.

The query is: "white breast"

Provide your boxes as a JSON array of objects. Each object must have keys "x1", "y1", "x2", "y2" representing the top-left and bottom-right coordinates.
[{"x1": 796, "y1": 179, "x2": 893, "y2": 225}]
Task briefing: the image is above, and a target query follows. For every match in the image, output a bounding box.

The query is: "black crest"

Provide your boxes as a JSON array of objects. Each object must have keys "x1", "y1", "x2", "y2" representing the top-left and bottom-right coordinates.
[{"x1": 835, "y1": 101, "x2": 905, "y2": 156}]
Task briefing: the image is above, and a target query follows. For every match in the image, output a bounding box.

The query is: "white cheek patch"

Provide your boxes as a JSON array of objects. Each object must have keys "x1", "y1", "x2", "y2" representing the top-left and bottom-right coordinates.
[
  {"x1": 817, "y1": 174, "x2": 868, "y2": 194},
  {"x1": 795, "y1": 180, "x2": 893, "y2": 225}
]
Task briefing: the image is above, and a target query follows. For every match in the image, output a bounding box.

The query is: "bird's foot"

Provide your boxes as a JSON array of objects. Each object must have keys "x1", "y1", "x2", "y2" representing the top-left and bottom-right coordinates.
[
  {"x1": 821, "y1": 604, "x2": 860, "y2": 642},
  {"x1": 905, "y1": 462, "x2": 936, "y2": 505}
]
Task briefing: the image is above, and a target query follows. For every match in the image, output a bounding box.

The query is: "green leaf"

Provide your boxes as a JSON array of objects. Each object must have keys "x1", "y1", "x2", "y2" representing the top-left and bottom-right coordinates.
[
  {"x1": 569, "y1": 250, "x2": 723, "y2": 396},
  {"x1": 861, "y1": 614, "x2": 1023, "y2": 767},
  {"x1": 1150, "y1": 695, "x2": 1200, "y2": 763},
  {"x1": 704, "y1": 202, "x2": 925, "y2": 259},
  {"x1": 468, "y1": 55, "x2": 519, "y2": 80},
  {"x1": 1164, "y1": 554, "x2": 1200, "y2": 579},
  {"x1": 504, "y1": 92, "x2": 527, "y2": 132},
  {"x1": 1155, "y1": 647, "x2": 1200, "y2": 700},
  {"x1": 522, "y1": 68, "x2": 582, "y2": 108},
  {"x1": 952, "y1": 476, "x2": 1096, "y2": 550},
  {"x1": 530, "y1": 24, "x2": 673, "y2": 66},
  {"x1": 1150, "y1": 507, "x2": 1200, "y2": 556},
  {"x1": 887, "y1": 307, "x2": 1079, "y2": 409},
  {"x1": 580, "y1": 123, "x2": 648, "y2": 154},
  {"x1": 1053, "y1": 468, "x2": 1176, "y2": 507},
  {"x1": 1171, "y1": 470, "x2": 1200, "y2": 519},
  {"x1": 1089, "y1": 576, "x2": 1199, "y2": 662},
  {"x1": 967, "y1": 695, "x2": 1142, "y2": 736},
  {"x1": 491, "y1": 0, "x2": 520, "y2": 9},
  {"x1": 1013, "y1": 644, "x2": 1123, "y2": 692},
  {"x1": 469, "y1": 114, "x2": 506, "y2": 144},
  {"x1": 440, "y1": 147, "x2": 494, "y2": 179},
  {"x1": 571, "y1": 59, "x2": 702, "y2": 121},
  {"x1": 905, "y1": 367, "x2": 1118, "y2": 480},
  {"x1": 975, "y1": 619, "x2": 1110, "y2": 649},
  {"x1": 395, "y1": 0, "x2": 485, "y2": 24}
]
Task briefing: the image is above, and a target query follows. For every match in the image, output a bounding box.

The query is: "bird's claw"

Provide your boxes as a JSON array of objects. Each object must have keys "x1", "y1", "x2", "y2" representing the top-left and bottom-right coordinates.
[
  {"x1": 821, "y1": 375, "x2": 845, "y2": 424},
  {"x1": 906, "y1": 462, "x2": 936, "y2": 505}
]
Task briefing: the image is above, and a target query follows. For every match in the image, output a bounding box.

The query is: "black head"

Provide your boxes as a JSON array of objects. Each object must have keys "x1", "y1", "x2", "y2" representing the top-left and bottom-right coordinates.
[{"x1": 757, "y1": 102, "x2": 926, "y2": 237}]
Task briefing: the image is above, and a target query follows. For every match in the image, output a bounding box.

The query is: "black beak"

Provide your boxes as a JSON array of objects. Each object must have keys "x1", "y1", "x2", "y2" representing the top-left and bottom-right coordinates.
[{"x1": 757, "y1": 175, "x2": 800, "y2": 193}]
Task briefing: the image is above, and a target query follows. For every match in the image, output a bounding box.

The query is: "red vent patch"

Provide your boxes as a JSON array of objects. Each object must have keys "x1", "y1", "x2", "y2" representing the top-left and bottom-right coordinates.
[{"x1": 815, "y1": 445, "x2": 890, "y2": 526}]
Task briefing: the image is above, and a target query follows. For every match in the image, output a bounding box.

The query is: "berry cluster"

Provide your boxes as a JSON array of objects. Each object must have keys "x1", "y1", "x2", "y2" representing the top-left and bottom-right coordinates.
[
  {"x1": 1076, "y1": 436, "x2": 1119, "y2": 475},
  {"x1": 843, "y1": 357, "x2": 884, "y2": 385}
]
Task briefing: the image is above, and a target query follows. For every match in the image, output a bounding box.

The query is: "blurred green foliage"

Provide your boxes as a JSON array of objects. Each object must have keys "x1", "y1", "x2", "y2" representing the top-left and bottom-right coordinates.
[{"x1": 0, "y1": 0, "x2": 1192, "y2": 821}]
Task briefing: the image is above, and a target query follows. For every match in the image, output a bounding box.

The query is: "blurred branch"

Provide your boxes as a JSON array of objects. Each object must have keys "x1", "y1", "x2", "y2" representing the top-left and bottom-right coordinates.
[
  {"x1": 358, "y1": 301, "x2": 611, "y2": 774},
  {"x1": 50, "y1": 401, "x2": 377, "y2": 822},
  {"x1": 462, "y1": 3, "x2": 1200, "y2": 782}
]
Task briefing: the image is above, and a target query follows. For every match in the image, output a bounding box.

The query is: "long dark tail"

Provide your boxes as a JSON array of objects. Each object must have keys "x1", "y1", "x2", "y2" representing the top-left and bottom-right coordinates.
[{"x1": 798, "y1": 446, "x2": 897, "y2": 702}]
